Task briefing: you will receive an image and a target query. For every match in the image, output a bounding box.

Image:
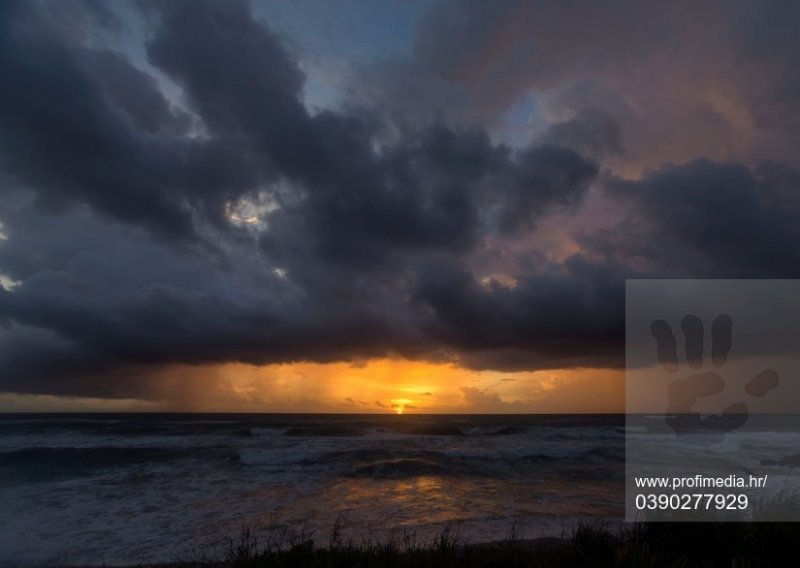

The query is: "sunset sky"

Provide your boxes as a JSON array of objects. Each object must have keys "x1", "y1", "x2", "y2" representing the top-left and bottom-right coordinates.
[{"x1": 1, "y1": 0, "x2": 799, "y2": 413}]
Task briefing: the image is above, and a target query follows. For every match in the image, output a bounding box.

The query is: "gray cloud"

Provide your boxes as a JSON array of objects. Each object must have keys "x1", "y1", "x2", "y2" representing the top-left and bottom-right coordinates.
[
  {"x1": 355, "y1": 0, "x2": 800, "y2": 170},
  {"x1": 0, "y1": 0, "x2": 604, "y2": 400},
  {"x1": 1, "y1": 0, "x2": 799, "y2": 402},
  {"x1": 584, "y1": 160, "x2": 800, "y2": 278}
]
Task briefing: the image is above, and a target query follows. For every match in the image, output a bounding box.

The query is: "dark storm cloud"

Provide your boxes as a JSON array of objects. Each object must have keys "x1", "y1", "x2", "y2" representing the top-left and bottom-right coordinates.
[
  {"x1": 0, "y1": 199, "x2": 424, "y2": 396},
  {"x1": 0, "y1": 0, "x2": 607, "y2": 399},
  {"x1": 400, "y1": 154, "x2": 800, "y2": 372},
  {"x1": 583, "y1": 160, "x2": 800, "y2": 278},
  {"x1": 2, "y1": 0, "x2": 800, "y2": 401},
  {"x1": 258, "y1": 123, "x2": 597, "y2": 275},
  {"x1": 142, "y1": 0, "x2": 598, "y2": 260},
  {"x1": 413, "y1": 253, "x2": 626, "y2": 370},
  {"x1": 141, "y1": 0, "x2": 311, "y2": 175},
  {"x1": 0, "y1": 0, "x2": 263, "y2": 241}
]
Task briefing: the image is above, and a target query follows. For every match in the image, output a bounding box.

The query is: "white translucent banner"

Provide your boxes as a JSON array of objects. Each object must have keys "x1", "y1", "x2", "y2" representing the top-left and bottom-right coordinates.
[{"x1": 626, "y1": 279, "x2": 800, "y2": 521}]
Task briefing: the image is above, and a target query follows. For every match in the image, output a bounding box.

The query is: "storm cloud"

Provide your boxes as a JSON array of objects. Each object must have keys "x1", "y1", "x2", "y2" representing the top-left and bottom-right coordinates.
[{"x1": 1, "y1": 0, "x2": 799, "y2": 402}]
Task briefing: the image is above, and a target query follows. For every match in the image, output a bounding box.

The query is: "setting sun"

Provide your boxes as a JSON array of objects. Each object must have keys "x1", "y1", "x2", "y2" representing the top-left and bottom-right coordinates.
[{"x1": 391, "y1": 398, "x2": 413, "y2": 414}]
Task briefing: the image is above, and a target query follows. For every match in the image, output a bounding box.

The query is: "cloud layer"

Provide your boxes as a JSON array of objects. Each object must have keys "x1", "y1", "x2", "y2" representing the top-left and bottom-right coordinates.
[{"x1": 1, "y1": 0, "x2": 799, "y2": 403}]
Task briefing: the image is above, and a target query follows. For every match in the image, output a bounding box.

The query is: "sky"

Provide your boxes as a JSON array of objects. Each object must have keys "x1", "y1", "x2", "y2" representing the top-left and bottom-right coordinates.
[{"x1": 1, "y1": 0, "x2": 799, "y2": 413}]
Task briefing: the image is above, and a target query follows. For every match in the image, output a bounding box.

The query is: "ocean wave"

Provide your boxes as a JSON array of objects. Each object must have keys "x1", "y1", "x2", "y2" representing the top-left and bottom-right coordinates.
[
  {"x1": 0, "y1": 445, "x2": 237, "y2": 482},
  {"x1": 236, "y1": 446, "x2": 329, "y2": 466},
  {"x1": 345, "y1": 451, "x2": 502, "y2": 479},
  {"x1": 278, "y1": 425, "x2": 468, "y2": 437},
  {"x1": 283, "y1": 426, "x2": 367, "y2": 437},
  {"x1": 351, "y1": 458, "x2": 447, "y2": 478},
  {"x1": 394, "y1": 425, "x2": 465, "y2": 436}
]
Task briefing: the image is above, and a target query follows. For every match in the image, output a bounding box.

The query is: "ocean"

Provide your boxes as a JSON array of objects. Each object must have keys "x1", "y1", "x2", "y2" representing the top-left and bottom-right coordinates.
[{"x1": 0, "y1": 413, "x2": 624, "y2": 566}]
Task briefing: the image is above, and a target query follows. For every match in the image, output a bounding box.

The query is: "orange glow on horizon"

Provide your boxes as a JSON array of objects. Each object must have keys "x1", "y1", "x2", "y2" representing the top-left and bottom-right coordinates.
[
  {"x1": 0, "y1": 359, "x2": 624, "y2": 413},
  {"x1": 160, "y1": 359, "x2": 623, "y2": 413}
]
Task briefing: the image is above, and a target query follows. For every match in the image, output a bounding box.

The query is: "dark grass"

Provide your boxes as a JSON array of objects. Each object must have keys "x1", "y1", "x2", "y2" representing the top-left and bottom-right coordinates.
[{"x1": 114, "y1": 521, "x2": 800, "y2": 568}]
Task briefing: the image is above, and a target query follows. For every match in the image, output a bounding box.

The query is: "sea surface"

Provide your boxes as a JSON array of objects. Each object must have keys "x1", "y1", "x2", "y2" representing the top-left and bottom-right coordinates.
[{"x1": 0, "y1": 413, "x2": 624, "y2": 566}]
